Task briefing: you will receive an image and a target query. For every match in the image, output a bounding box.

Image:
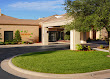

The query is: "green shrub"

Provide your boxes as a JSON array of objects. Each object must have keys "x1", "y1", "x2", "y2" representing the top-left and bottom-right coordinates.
[
  {"x1": 64, "y1": 35, "x2": 70, "y2": 40},
  {"x1": 83, "y1": 45, "x2": 87, "y2": 48},
  {"x1": 0, "y1": 42, "x2": 4, "y2": 45},
  {"x1": 88, "y1": 46, "x2": 91, "y2": 50},
  {"x1": 8, "y1": 42, "x2": 12, "y2": 44},
  {"x1": 22, "y1": 41, "x2": 25, "y2": 44},
  {"x1": 13, "y1": 39, "x2": 17, "y2": 42},
  {"x1": 11, "y1": 42, "x2": 15, "y2": 44},
  {"x1": 76, "y1": 44, "x2": 83, "y2": 50},
  {"x1": 14, "y1": 30, "x2": 22, "y2": 42},
  {"x1": 5, "y1": 40, "x2": 9, "y2": 42},
  {"x1": 100, "y1": 45, "x2": 104, "y2": 49},
  {"x1": 5, "y1": 42, "x2": 9, "y2": 45},
  {"x1": 83, "y1": 45, "x2": 87, "y2": 50},
  {"x1": 59, "y1": 38, "x2": 61, "y2": 40}
]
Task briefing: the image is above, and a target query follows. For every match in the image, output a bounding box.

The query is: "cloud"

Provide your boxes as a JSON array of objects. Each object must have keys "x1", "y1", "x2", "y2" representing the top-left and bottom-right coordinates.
[{"x1": 8, "y1": 0, "x2": 65, "y2": 11}]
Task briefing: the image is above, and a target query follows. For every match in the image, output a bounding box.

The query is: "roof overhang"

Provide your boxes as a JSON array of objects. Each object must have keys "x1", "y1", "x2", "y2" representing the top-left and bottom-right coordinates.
[{"x1": 0, "y1": 24, "x2": 39, "y2": 26}]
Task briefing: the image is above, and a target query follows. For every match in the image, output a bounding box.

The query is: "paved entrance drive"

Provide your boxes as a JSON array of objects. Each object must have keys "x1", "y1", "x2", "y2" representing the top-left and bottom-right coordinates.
[
  {"x1": 0, "y1": 44, "x2": 69, "y2": 79},
  {"x1": 0, "y1": 42, "x2": 110, "y2": 79}
]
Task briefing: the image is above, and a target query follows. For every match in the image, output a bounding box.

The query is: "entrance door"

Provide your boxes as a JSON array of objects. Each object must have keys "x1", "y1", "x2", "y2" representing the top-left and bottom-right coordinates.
[
  {"x1": 49, "y1": 32, "x2": 57, "y2": 42},
  {"x1": 4, "y1": 31, "x2": 13, "y2": 42},
  {"x1": 61, "y1": 32, "x2": 64, "y2": 40}
]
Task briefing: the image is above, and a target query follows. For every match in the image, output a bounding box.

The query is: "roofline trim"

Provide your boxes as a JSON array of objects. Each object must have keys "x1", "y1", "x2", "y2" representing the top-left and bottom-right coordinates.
[{"x1": 0, "y1": 24, "x2": 39, "y2": 26}]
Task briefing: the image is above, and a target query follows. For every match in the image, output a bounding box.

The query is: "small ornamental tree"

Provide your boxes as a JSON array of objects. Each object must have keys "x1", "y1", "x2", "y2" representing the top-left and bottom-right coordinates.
[
  {"x1": 14, "y1": 30, "x2": 21, "y2": 42},
  {"x1": 64, "y1": 0, "x2": 110, "y2": 54}
]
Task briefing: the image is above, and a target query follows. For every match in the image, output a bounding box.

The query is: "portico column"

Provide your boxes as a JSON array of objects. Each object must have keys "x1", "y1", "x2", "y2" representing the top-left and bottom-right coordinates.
[
  {"x1": 90, "y1": 30, "x2": 93, "y2": 39},
  {"x1": 42, "y1": 27, "x2": 48, "y2": 45},
  {"x1": 70, "y1": 30, "x2": 81, "y2": 50}
]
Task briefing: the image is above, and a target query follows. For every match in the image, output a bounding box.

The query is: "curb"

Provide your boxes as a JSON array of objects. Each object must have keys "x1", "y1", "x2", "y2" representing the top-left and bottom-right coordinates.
[
  {"x1": 8, "y1": 55, "x2": 110, "y2": 78},
  {"x1": 92, "y1": 48, "x2": 109, "y2": 52}
]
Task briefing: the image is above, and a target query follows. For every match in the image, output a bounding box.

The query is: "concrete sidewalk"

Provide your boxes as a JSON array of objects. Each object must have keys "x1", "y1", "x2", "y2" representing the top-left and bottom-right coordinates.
[
  {"x1": 2, "y1": 55, "x2": 110, "y2": 79},
  {"x1": 0, "y1": 43, "x2": 42, "y2": 48},
  {"x1": 0, "y1": 41, "x2": 110, "y2": 79},
  {"x1": 1, "y1": 47, "x2": 110, "y2": 79},
  {"x1": 0, "y1": 42, "x2": 70, "y2": 48},
  {"x1": 1, "y1": 58, "x2": 95, "y2": 79}
]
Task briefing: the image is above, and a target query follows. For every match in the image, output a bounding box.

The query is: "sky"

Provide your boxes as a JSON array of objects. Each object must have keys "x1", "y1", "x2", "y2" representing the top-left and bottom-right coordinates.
[{"x1": 0, "y1": 0, "x2": 66, "y2": 20}]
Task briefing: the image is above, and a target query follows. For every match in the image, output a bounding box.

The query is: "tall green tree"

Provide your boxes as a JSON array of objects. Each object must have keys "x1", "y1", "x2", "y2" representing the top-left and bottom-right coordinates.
[
  {"x1": 14, "y1": 30, "x2": 21, "y2": 42},
  {"x1": 64, "y1": 0, "x2": 110, "y2": 54}
]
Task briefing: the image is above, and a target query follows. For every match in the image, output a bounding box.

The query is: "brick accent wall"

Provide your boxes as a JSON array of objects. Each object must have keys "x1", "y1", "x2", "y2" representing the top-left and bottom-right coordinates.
[{"x1": 0, "y1": 25, "x2": 39, "y2": 42}]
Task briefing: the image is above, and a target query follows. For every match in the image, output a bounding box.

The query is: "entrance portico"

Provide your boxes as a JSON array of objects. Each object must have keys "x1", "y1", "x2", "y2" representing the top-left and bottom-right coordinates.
[
  {"x1": 41, "y1": 16, "x2": 88, "y2": 50},
  {"x1": 41, "y1": 21, "x2": 68, "y2": 45}
]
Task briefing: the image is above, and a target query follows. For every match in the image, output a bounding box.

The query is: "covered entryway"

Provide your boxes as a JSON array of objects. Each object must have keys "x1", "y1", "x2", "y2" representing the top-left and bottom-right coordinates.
[
  {"x1": 48, "y1": 27, "x2": 64, "y2": 42},
  {"x1": 4, "y1": 31, "x2": 13, "y2": 42},
  {"x1": 41, "y1": 19, "x2": 88, "y2": 50},
  {"x1": 41, "y1": 15, "x2": 73, "y2": 45},
  {"x1": 41, "y1": 14, "x2": 88, "y2": 50}
]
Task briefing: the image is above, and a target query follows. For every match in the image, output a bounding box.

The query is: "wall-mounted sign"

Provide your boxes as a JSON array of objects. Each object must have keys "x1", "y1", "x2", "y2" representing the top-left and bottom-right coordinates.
[
  {"x1": 21, "y1": 33, "x2": 31, "y2": 35},
  {"x1": 20, "y1": 30, "x2": 33, "y2": 38}
]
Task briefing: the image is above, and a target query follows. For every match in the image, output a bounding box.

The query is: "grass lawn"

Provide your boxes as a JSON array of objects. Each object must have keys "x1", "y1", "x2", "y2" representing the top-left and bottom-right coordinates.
[{"x1": 12, "y1": 50, "x2": 110, "y2": 74}]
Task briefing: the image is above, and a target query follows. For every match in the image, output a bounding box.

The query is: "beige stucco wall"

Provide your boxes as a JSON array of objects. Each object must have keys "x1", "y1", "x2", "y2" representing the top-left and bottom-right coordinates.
[
  {"x1": 96, "y1": 31, "x2": 100, "y2": 39},
  {"x1": 90, "y1": 28, "x2": 108, "y2": 40},
  {"x1": 86, "y1": 32, "x2": 90, "y2": 40},
  {"x1": 0, "y1": 25, "x2": 39, "y2": 42},
  {"x1": 100, "y1": 28, "x2": 108, "y2": 40},
  {"x1": 41, "y1": 19, "x2": 73, "y2": 28}
]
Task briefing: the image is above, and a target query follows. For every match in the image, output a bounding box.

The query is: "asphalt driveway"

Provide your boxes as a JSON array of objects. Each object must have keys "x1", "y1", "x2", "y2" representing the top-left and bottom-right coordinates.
[
  {"x1": 0, "y1": 42, "x2": 110, "y2": 79},
  {"x1": 0, "y1": 44, "x2": 69, "y2": 79}
]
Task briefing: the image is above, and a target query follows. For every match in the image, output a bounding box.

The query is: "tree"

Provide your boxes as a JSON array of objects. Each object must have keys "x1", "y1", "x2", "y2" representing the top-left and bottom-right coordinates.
[
  {"x1": 14, "y1": 30, "x2": 21, "y2": 42},
  {"x1": 64, "y1": 0, "x2": 110, "y2": 54}
]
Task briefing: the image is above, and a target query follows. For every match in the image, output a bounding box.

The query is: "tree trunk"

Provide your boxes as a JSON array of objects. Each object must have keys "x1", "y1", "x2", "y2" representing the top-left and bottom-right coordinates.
[{"x1": 109, "y1": 31, "x2": 110, "y2": 54}]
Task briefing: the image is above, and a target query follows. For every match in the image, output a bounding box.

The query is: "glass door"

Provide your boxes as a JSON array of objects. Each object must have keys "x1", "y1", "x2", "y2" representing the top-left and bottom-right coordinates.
[{"x1": 49, "y1": 31, "x2": 57, "y2": 42}]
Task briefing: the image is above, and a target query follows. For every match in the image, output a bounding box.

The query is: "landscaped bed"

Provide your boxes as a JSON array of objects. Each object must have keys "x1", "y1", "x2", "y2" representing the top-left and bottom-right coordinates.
[{"x1": 12, "y1": 50, "x2": 110, "y2": 74}]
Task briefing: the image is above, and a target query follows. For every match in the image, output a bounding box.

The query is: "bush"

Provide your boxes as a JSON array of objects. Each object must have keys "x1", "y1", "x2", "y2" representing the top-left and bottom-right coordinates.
[
  {"x1": 11, "y1": 42, "x2": 15, "y2": 44},
  {"x1": 29, "y1": 42, "x2": 33, "y2": 44},
  {"x1": 83, "y1": 45, "x2": 87, "y2": 50},
  {"x1": 14, "y1": 30, "x2": 21, "y2": 42},
  {"x1": 64, "y1": 35, "x2": 70, "y2": 40},
  {"x1": 76, "y1": 45, "x2": 92, "y2": 51},
  {"x1": 5, "y1": 40, "x2": 9, "y2": 42},
  {"x1": 76, "y1": 44, "x2": 83, "y2": 50},
  {"x1": 0, "y1": 42, "x2": 4, "y2": 45},
  {"x1": 13, "y1": 39, "x2": 17, "y2": 42},
  {"x1": 88, "y1": 46, "x2": 91, "y2": 50},
  {"x1": 5, "y1": 42, "x2": 9, "y2": 45},
  {"x1": 100, "y1": 45, "x2": 104, "y2": 49},
  {"x1": 22, "y1": 41, "x2": 25, "y2": 44}
]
